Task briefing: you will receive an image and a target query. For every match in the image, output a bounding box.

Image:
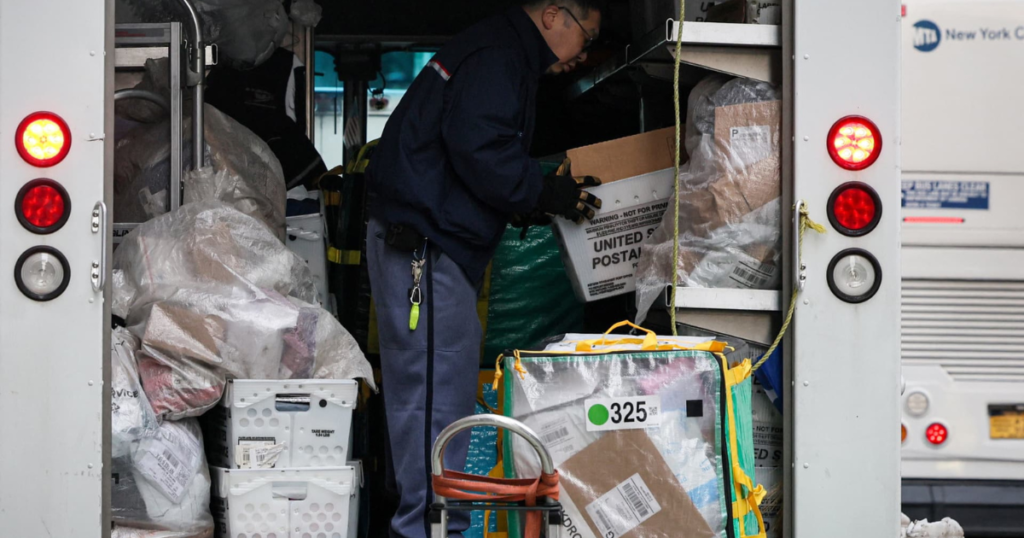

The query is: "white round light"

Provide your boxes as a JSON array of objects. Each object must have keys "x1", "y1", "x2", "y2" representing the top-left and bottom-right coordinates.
[
  {"x1": 906, "y1": 392, "x2": 929, "y2": 417},
  {"x1": 16, "y1": 247, "x2": 69, "y2": 301},
  {"x1": 831, "y1": 254, "x2": 877, "y2": 298},
  {"x1": 21, "y1": 252, "x2": 64, "y2": 295}
]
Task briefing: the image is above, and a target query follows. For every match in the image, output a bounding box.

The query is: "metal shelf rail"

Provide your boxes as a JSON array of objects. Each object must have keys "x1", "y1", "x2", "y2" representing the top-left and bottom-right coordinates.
[
  {"x1": 568, "y1": 20, "x2": 781, "y2": 100},
  {"x1": 111, "y1": 0, "x2": 211, "y2": 243}
]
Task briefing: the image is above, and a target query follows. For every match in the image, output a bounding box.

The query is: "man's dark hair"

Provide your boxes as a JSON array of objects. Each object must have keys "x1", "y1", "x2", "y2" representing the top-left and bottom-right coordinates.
[{"x1": 523, "y1": 0, "x2": 607, "y2": 18}]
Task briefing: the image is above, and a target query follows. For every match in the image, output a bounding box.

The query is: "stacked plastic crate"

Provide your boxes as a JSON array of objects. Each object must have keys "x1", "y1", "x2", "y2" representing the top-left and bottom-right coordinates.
[{"x1": 204, "y1": 379, "x2": 361, "y2": 538}]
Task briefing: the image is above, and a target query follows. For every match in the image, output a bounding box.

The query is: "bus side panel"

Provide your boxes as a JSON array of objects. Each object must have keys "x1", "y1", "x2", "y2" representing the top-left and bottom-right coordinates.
[
  {"x1": 0, "y1": 0, "x2": 111, "y2": 535},
  {"x1": 792, "y1": 1, "x2": 902, "y2": 537}
]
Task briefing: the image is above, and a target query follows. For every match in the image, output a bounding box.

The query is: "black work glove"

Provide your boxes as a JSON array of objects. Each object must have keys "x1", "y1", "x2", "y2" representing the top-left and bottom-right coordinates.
[{"x1": 536, "y1": 173, "x2": 603, "y2": 225}]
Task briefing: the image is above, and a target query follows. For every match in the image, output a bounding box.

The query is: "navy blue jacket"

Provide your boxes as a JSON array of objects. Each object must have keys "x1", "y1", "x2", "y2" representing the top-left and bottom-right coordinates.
[{"x1": 367, "y1": 7, "x2": 558, "y2": 283}]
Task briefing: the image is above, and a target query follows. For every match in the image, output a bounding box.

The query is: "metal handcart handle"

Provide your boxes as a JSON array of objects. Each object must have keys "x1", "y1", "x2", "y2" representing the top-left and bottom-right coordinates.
[{"x1": 430, "y1": 414, "x2": 562, "y2": 538}]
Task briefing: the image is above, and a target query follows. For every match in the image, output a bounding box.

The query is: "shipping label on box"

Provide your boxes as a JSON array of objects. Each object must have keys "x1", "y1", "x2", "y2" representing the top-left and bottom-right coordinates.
[{"x1": 553, "y1": 168, "x2": 675, "y2": 302}]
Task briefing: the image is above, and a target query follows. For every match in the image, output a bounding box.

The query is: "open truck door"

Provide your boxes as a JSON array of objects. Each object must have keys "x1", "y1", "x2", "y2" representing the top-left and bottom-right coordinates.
[{"x1": 0, "y1": 0, "x2": 111, "y2": 535}]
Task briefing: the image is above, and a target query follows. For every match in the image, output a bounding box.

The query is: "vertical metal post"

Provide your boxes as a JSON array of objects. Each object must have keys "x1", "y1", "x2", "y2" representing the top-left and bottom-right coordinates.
[
  {"x1": 177, "y1": 0, "x2": 205, "y2": 169},
  {"x1": 342, "y1": 78, "x2": 368, "y2": 165},
  {"x1": 169, "y1": 22, "x2": 182, "y2": 210},
  {"x1": 305, "y1": 26, "x2": 316, "y2": 144}
]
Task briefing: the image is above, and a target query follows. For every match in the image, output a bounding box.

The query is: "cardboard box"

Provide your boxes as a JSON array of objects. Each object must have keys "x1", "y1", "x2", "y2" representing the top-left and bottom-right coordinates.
[
  {"x1": 566, "y1": 127, "x2": 676, "y2": 183},
  {"x1": 211, "y1": 464, "x2": 360, "y2": 538},
  {"x1": 559, "y1": 429, "x2": 716, "y2": 538},
  {"x1": 553, "y1": 168, "x2": 675, "y2": 302},
  {"x1": 201, "y1": 379, "x2": 358, "y2": 469}
]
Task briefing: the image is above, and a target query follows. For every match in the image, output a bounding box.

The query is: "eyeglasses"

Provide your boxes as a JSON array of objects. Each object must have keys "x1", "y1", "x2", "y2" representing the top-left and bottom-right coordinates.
[{"x1": 558, "y1": 6, "x2": 595, "y2": 51}]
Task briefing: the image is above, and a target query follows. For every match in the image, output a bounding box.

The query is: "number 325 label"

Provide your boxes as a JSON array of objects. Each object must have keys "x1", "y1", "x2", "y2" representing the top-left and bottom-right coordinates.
[{"x1": 584, "y1": 396, "x2": 661, "y2": 432}]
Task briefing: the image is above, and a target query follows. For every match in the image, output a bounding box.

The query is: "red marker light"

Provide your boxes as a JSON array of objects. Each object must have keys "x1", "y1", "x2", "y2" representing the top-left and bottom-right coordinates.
[
  {"x1": 15, "y1": 112, "x2": 71, "y2": 167},
  {"x1": 16, "y1": 179, "x2": 70, "y2": 234},
  {"x1": 901, "y1": 424, "x2": 908, "y2": 444},
  {"x1": 904, "y1": 216, "x2": 965, "y2": 224},
  {"x1": 926, "y1": 423, "x2": 948, "y2": 445},
  {"x1": 828, "y1": 182, "x2": 881, "y2": 236},
  {"x1": 828, "y1": 116, "x2": 882, "y2": 170}
]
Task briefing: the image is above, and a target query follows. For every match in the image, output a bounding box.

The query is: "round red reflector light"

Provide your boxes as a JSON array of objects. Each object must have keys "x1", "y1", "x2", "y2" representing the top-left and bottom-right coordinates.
[
  {"x1": 15, "y1": 112, "x2": 71, "y2": 167},
  {"x1": 901, "y1": 424, "x2": 908, "y2": 444},
  {"x1": 828, "y1": 182, "x2": 881, "y2": 236},
  {"x1": 926, "y1": 423, "x2": 948, "y2": 445},
  {"x1": 15, "y1": 179, "x2": 70, "y2": 234},
  {"x1": 827, "y1": 116, "x2": 881, "y2": 170}
]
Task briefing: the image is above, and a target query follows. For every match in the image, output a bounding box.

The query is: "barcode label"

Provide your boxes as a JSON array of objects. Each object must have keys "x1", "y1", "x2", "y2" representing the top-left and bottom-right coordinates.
[
  {"x1": 594, "y1": 506, "x2": 615, "y2": 535},
  {"x1": 585, "y1": 474, "x2": 662, "y2": 538},
  {"x1": 621, "y1": 481, "x2": 648, "y2": 518},
  {"x1": 235, "y1": 443, "x2": 286, "y2": 469},
  {"x1": 542, "y1": 427, "x2": 570, "y2": 444},
  {"x1": 729, "y1": 260, "x2": 776, "y2": 289},
  {"x1": 134, "y1": 421, "x2": 203, "y2": 503},
  {"x1": 732, "y1": 266, "x2": 770, "y2": 288},
  {"x1": 163, "y1": 450, "x2": 180, "y2": 469}
]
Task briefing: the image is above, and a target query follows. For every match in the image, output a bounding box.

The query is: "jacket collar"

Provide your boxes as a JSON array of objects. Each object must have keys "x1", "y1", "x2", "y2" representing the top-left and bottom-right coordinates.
[{"x1": 505, "y1": 7, "x2": 560, "y2": 75}]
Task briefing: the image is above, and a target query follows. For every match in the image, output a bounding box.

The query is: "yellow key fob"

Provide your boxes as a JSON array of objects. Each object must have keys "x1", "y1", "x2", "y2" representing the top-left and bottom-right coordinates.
[{"x1": 409, "y1": 303, "x2": 420, "y2": 331}]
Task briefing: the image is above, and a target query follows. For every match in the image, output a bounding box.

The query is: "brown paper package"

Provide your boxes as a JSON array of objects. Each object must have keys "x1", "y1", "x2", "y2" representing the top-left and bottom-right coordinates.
[{"x1": 559, "y1": 429, "x2": 717, "y2": 538}]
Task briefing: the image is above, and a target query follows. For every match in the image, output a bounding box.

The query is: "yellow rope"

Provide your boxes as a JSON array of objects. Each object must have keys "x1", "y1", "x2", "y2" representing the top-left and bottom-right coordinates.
[
  {"x1": 751, "y1": 203, "x2": 826, "y2": 371},
  {"x1": 670, "y1": 0, "x2": 686, "y2": 336}
]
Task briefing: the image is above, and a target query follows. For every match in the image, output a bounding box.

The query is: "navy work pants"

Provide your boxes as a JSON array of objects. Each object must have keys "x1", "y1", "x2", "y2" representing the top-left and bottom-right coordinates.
[{"x1": 366, "y1": 217, "x2": 480, "y2": 538}]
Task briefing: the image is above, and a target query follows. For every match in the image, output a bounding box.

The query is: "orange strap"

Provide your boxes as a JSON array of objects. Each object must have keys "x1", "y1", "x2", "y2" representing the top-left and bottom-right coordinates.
[{"x1": 432, "y1": 470, "x2": 560, "y2": 538}]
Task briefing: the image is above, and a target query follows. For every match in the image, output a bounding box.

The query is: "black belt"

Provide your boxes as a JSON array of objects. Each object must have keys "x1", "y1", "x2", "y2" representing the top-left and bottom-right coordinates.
[{"x1": 385, "y1": 223, "x2": 427, "y2": 252}]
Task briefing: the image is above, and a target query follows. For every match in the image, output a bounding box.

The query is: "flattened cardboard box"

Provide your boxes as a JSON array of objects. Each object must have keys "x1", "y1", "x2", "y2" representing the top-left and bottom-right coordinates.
[
  {"x1": 566, "y1": 127, "x2": 676, "y2": 183},
  {"x1": 559, "y1": 429, "x2": 715, "y2": 538}
]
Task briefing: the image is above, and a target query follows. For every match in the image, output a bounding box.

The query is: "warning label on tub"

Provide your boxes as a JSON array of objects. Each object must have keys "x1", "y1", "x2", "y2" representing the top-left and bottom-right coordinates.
[
  {"x1": 581, "y1": 200, "x2": 669, "y2": 299},
  {"x1": 902, "y1": 180, "x2": 989, "y2": 210}
]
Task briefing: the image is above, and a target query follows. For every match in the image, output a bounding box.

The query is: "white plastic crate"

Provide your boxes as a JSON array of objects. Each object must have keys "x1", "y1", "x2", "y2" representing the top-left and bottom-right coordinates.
[
  {"x1": 203, "y1": 379, "x2": 358, "y2": 469},
  {"x1": 211, "y1": 465, "x2": 361, "y2": 538}
]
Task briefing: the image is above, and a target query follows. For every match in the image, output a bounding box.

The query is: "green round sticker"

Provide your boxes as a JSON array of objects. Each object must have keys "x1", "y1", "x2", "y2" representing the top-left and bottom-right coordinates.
[{"x1": 588, "y1": 403, "x2": 609, "y2": 426}]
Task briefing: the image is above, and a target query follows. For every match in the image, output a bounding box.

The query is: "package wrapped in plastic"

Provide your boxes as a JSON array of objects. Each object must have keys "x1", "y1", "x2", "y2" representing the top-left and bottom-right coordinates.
[
  {"x1": 183, "y1": 165, "x2": 286, "y2": 239},
  {"x1": 635, "y1": 77, "x2": 782, "y2": 324},
  {"x1": 117, "y1": 0, "x2": 288, "y2": 70},
  {"x1": 113, "y1": 327, "x2": 160, "y2": 460},
  {"x1": 112, "y1": 419, "x2": 214, "y2": 536},
  {"x1": 115, "y1": 63, "x2": 286, "y2": 236},
  {"x1": 113, "y1": 269, "x2": 137, "y2": 320},
  {"x1": 502, "y1": 331, "x2": 766, "y2": 538},
  {"x1": 115, "y1": 201, "x2": 317, "y2": 308},
  {"x1": 134, "y1": 290, "x2": 329, "y2": 419},
  {"x1": 114, "y1": 201, "x2": 374, "y2": 419}
]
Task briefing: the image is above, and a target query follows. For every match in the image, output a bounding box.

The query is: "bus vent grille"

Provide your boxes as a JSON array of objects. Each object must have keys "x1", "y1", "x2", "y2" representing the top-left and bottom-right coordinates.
[{"x1": 903, "y1": 279, "x2": 1024, "y2": 382}]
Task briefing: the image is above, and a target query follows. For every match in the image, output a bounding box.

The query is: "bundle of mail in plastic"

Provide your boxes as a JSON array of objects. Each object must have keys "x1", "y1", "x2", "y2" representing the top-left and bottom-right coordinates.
[
  {"x1": 112, "y1": 418, "x2": 214, "y2": 537},
  {"x1": 501, "y1": 327, "x2": 766, "y2": 538},
  {"x1": 634, "y1": 76, "x2": 782, "y2": 324},
  {"x1": 113, "y1": 201, "x2": 374, "y2": 420}
]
